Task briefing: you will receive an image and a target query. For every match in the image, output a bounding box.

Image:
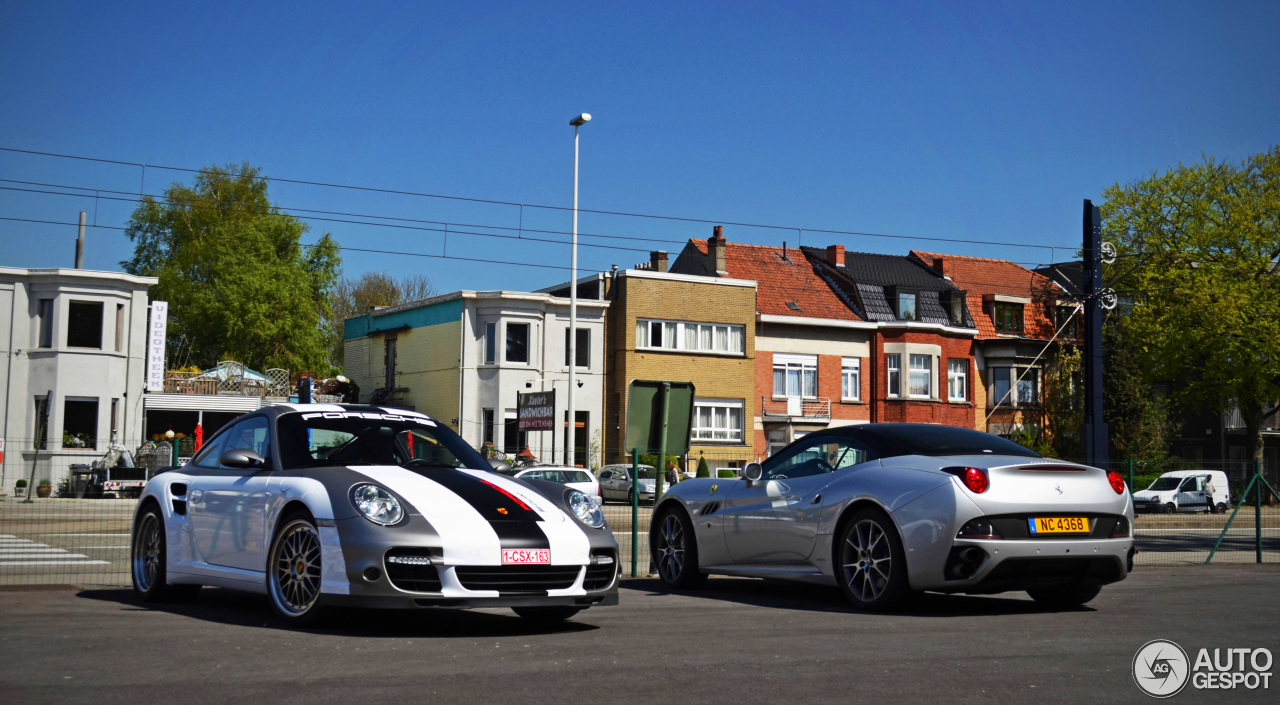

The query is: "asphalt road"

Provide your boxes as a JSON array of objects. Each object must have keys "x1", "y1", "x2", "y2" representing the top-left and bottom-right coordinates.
[{"x1": 1, "y1": 566, "x2": 1277, "y2": 704}]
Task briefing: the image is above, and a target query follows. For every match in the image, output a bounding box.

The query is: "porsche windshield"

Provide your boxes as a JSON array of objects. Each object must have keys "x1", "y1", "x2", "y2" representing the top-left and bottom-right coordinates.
[{"x1": 277, "y1": 411, "x2": 489, "y2": 471}]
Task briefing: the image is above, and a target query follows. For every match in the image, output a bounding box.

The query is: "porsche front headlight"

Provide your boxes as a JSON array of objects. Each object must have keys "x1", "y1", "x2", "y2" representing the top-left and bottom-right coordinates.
[
  {"x1": 350, "y1": 484, "x2": 404, "y2": 526},
  {"x1": 566, "y1": 489, "x2": 604, "y2": 528}
]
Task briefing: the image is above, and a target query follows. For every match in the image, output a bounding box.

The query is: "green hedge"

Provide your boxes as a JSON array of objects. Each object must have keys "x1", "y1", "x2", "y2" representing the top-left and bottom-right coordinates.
[
  {"x1": 695, "y1": 457, "x2": 711, "y2": 478},
  {"x1": 717, "y1": 469, "x2": 739, "y2": 478}
]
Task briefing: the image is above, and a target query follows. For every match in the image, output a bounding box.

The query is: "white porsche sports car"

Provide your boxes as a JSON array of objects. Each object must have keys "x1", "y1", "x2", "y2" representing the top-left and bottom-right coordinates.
[
  {"x1": 650, "y1": 424, "x2": 1135, "y2": 610},
  {"x1": 130, "y1": 404, "x2": 618, "y2": 625}
]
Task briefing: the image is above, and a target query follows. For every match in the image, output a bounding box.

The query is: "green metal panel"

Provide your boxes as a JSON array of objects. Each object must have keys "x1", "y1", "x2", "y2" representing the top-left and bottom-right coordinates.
[{"x1": 624, "y1": 380, "x2": 695, "y2": 455}]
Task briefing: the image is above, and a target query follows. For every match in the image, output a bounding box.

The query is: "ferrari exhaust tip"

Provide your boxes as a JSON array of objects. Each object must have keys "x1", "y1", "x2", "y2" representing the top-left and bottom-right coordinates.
[{"x1": 946, "y1": 546, "x2": 987, "y2": 580}]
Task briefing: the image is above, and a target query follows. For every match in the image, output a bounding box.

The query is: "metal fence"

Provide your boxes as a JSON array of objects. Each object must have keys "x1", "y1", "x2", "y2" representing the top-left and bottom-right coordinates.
[{"x1": 1, "y1": 448, "x2": 1274, "y2": 589}]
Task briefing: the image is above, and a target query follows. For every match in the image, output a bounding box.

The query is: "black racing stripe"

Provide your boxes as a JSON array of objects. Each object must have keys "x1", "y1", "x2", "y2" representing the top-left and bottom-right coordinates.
[{"x1": 487, "y1": 521, "x2": 551, "y2": 550}]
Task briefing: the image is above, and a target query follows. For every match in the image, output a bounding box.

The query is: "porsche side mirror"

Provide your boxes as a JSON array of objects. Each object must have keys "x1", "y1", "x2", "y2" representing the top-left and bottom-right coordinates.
[
  {"x1": 488, "y1": 457, "x2": 513, "y2": 474},
  {"x1": 743, "y1": 462, "x2": 763, "y2": 484},
  {"x1": 220, "y1": 449, "x2": 265, "y2": 469}
]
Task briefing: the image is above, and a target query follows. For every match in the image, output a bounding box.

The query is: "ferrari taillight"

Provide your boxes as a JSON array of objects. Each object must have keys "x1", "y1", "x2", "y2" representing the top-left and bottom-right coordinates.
[
  {"x1": 943, "y1": 467, "x2": 989, "y2": 494},
  {"x1": 1107, "y1": 471, "x2": 1126, "y2": 495}
]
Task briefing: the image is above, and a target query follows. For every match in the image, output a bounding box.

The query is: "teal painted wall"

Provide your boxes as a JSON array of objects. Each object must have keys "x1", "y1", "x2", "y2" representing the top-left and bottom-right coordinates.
[{"x1": 343, "y1": 298, "x2": 463, "y2": 339}]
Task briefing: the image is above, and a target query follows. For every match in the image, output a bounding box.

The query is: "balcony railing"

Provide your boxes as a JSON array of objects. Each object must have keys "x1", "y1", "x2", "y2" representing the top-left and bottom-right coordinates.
[
  {"x1": 162, "y1": 363, "x2": 291, "y2": 398},
  {"x1": 760, "y1": 396, "x2": 831, "y2": 419}
]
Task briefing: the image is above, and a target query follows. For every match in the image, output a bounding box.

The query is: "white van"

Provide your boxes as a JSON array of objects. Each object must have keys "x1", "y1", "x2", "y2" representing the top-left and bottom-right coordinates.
[{"x1": 1132, "y1": 470, "x2": 1230, "y2": 514}]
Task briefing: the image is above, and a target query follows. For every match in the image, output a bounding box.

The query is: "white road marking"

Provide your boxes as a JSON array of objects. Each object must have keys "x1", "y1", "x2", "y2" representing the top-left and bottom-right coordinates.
[{"x1": 0, "y1": 560, "x2": 110, "y2": 566}]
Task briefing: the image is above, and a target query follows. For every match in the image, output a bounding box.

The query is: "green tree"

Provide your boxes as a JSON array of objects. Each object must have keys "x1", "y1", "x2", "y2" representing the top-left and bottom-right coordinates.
[
  {"x1": 1102, "y1": 147, "x2": 1280, "y2": 469},
  {"x1": 1103, "y1": 316, "x2": 1177, "y2": 462},
  {"x1": 327, "y1": 271, "x2": 436, "y2": 367},
  {"x1": 122, "y1": 163, "x2": 340, "y2": 372}
]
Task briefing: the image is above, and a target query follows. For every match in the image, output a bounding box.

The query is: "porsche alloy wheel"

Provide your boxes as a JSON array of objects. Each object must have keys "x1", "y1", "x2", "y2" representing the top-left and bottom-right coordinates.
[
  {"x1": 652, "y1": 507, "x2": 706, "y2": 589},
  {"x1": 268, "y1": 517, "x2": 324, "y2": 623},
  {"x1": 838, "y1": 509, "x2": 907, "y2": 611},
  {"x1": 131, "y1": 505, "x2": 199, "y2": 602}
]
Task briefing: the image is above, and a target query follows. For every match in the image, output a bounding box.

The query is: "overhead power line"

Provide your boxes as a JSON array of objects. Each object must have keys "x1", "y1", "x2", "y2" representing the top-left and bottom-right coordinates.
[{"x1": 0, "y1": 145, "x2": 1077, "y2": 252}]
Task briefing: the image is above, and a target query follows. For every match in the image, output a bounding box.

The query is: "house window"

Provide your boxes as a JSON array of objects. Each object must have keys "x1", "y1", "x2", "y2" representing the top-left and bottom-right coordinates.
[
  {"x1": 482, "y1": 408, "x2": 495, "y2": 446},
  {"x1": 636, "y1": 319, "x2": 745, "y2": 354},
  {"x1": 896, "y1": 291, "x2": 918, "y2": 321},
  {"x1": 564, "y1": 328, "x2": 589, "y2": 368},
  {"x1": 991, "y1": 368, "x2": 1012, "y2": 407},
  {"x1": 483, "y1": 322, "x2": 497, "y2": 364},
  {"x1": 1017, "y1": 369, "x2": 1039, "y2": 405},
  {"x1": 506, "y1": 322, "x2": 529, "y2": 364},
  {"x1": 67, "y1": 300, "x2": 104, "y2": 348},
  {"x1": 908, "y1": 354, "x2": 932, "y2": 397},
  {"x1": 1056, "y1": 305, "x2": 1078, "y2": 338},
  {"x1": 115, "y1": 304, "x2": 125, "y2": 352},
  {"x1": 942, "y1": 291, "x2": 966, "y2": 326},
  {"x1": 692, "y1": 400, "x2": 744, "y2": 442},
  {"x1": 772, "y1": 354, "x2": 817, "y2": 398},
  {"x1": 841, "y1": 357, "x2": 861, "y2": 401},
  {"x1": 37, "y1": 299, "x2": 54, "y2": 348},
  {"x1": 502, "y1": 411, "x2": 525, "y2": 454},
  {"x1": 33, "y1": 395, "x2": 50, "y2": 450},
  {"x1": 948, "y1": 359, "x2": 968, "y2": 401},
  {"x1": 62, "y1": 397, "x2": 98, "y2": 450},
  {"x1": 994, "y1": 302, "x2": 1024, "y2": 333},
  {"x1": 887, "y1": 353, "x2": 901, "y2": 397},
  {"x1": 110, "y1": 398, "x2": 119, "y2": 442}
]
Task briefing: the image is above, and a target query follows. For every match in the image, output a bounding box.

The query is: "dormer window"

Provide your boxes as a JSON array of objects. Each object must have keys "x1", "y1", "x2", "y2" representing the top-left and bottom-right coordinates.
[
  {"x1": 994, "y1": 302, "x2": 1024, "y2": 333},
  {"x1": 889, "y1": 287, "x2": 918, "y2": 321},
  {"x1": 1055, "y1": 305, "x2": 1079, "y2": 338},
  {"x1": 941, "y1": 290, "x2": 966, "y2": 326}
]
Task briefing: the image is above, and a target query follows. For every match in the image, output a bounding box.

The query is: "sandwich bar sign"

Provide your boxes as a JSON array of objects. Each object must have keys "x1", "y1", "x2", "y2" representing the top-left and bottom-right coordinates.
[{"x1": 517, "y1": 391, "x2": 555, "y2": 431}]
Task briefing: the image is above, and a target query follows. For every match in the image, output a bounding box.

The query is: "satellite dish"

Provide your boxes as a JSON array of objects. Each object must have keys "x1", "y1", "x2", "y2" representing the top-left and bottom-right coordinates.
[{"x1": 1101, "y1": 241, "x2": 1117, "y2": 265}]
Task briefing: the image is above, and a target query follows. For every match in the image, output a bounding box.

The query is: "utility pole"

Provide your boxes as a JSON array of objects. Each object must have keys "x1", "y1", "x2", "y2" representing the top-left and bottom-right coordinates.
[{"x1": 1082, "y1": 200, "x2": 1109, "y2": 467}]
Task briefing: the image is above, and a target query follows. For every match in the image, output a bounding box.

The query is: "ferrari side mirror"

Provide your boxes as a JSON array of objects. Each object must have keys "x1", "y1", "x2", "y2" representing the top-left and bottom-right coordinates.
[{"x1": 743, "y1": 462, "x2": 763, "y2": 483}]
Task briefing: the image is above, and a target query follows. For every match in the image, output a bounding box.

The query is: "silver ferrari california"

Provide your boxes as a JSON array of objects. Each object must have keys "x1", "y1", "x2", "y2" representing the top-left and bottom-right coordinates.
[{"x1": 650, "y1": 424, "x2": 1134, "y2": 610}]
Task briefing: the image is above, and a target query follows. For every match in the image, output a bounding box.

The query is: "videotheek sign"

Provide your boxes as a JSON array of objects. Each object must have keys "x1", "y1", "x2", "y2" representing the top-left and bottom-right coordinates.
[
  {"x1": 1133, "y1": 639, "x2": 1272, "y2": 698},
  {"x1": 517, "y1": 391, "x2": 555, "y2": 432},
  {"x1": 145, "y1": 301, "x2": 168, "y2": 392}
]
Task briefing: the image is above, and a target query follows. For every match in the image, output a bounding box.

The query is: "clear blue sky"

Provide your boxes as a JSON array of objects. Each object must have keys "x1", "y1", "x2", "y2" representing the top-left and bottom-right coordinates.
[{"x1": 1, "y1": 1, "x2": 1276, "y2": 292}]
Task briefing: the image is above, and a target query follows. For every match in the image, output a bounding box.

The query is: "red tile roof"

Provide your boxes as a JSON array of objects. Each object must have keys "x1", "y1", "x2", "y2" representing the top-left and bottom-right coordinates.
[
  {"x1": 689, "y1": 239, "x2": 862, "y2": 321},
  {"x1": 910, "y1": 251, "x2": 1067, "y2": 340}
]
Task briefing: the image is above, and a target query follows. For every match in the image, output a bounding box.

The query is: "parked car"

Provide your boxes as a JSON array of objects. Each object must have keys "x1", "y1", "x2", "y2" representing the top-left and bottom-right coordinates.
[
  {"x1": 130, "y1": 404, "x2": 619, "y2": 625},
  {"x1": 650, "y1": 423, "x2": 1135, "y2": 610},
  {"x1": 1132, "y1": 470, "x2": 1230, "y2": 514},
  {"x1": 514, "y1": 466, "x2": 600, "y2": 499},
  {"x1": 598, "y1": 464, "x2": 658, "y2": 504}
]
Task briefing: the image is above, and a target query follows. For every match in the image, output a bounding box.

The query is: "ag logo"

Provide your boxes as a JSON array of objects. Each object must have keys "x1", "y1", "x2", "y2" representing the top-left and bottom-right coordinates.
[{"x1": 1133, "y1": 639, "x2": 1190, "y2": 698}]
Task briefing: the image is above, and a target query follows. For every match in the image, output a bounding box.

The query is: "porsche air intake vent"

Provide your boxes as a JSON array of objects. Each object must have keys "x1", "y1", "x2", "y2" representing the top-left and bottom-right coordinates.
[{"x1": 454, "y1": 565, "x2": 581, "y2": 595}]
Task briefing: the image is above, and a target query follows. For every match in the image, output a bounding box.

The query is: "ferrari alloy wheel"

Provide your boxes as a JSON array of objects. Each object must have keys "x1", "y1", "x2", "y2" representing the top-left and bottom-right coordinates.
[
  {"x1": 268, "y1": 516, "x2": 325, "y2": 624},
  {"x1": 1027, "y1": 582, "x2": 1101, "y2": 608},
  {"x1": 132, "y1": 505, "x2": 199, "y2": 602},
  {"x1": 652, "y1": 507, "x2": 706, "y2": 589},
  {"x1": 838, "y1": 509, "x2": 907, "y2": 611}
]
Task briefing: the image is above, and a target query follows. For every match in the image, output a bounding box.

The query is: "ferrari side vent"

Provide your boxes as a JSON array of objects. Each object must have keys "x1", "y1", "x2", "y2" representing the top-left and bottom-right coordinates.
[{"x1": 700, "y1": 501, "x2": 722, "y2": 516}]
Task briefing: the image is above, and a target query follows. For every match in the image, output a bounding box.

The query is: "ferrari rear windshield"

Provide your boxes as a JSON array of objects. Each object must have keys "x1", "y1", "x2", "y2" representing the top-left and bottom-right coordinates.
[
  {"x1": 277, "y1": 411, "x2": 489, "y2": 471},
  {"x1": 862, "y1": 424, "x2": 1041, "y2": 459}
]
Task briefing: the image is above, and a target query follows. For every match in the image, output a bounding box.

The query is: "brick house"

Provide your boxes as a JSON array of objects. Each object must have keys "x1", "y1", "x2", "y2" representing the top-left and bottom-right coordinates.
[
  {"x1": 804, "y1": 247, "x2": 979, "y2": 430},
  {"x1": 601, "y1": 255, "x2": 758, "y2": 472},
  {"x1": 911, "y1": 251, "x2": 1074, "y2": 438},
  {"x1": 671, "y1": 231, "x2": 875, "y2": 457}
]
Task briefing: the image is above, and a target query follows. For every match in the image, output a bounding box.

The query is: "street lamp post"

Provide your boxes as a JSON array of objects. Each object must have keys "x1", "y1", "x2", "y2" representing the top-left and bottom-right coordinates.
[{"x1": 567, "y1": 112, "x2": 590, "y2": 467}]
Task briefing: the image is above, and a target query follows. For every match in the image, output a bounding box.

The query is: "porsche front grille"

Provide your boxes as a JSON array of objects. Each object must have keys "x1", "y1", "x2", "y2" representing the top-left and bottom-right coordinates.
[
  {"x1": 454, "y1": 565, "x2": 582, "y2": 595},
  {"x1": 584, "y1": 551, "x2": 617, "y2": 590},
  {"x1": 385, "y1": 548, "x2": 443, "y2": 593}
]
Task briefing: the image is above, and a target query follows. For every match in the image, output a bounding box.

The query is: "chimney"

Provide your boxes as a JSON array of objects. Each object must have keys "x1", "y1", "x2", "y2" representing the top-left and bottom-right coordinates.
[
  {"x1": 649, "y1": 250, "x2": 668, "y2": 273},
  {"x1": 932, "y1": 257, "x2": 946, "y2": 275},
  {"x1": 826, "y1": 245, "x2": 845, "y2": 267},
  {"x1": 708, "y1": 225, "x2": 727, "y2": 275}
]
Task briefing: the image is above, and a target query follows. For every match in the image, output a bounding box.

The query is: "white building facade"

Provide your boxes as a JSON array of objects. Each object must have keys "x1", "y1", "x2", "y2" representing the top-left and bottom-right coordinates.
[
  {"x1": 343, "y1": 289, "x2": 608, "y2": 469},
  {"x1": 0, "y1": 267, "x2": 157, "y2": 492}
]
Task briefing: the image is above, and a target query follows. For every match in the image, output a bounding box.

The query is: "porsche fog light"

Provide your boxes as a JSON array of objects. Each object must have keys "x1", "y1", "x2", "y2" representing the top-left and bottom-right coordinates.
[
  {"x1": 351, "y1": 484, "x2": 404, "y2": 526},
  {"x1": 566, "y1": 489, "x2": 605, "y2": 528}
]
